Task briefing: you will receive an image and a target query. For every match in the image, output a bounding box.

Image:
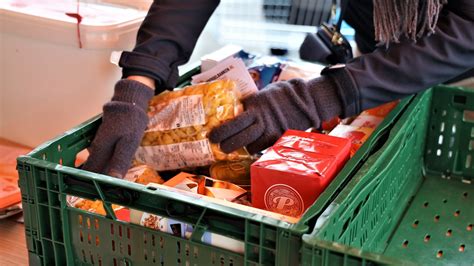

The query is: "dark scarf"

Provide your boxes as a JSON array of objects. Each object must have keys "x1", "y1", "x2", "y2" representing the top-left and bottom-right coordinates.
[{"x1": 373, "y1": 0, "x2": 448, "y2": 46}]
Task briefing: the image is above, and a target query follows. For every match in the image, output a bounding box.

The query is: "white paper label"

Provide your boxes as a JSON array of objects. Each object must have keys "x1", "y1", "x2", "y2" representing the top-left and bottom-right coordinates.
[
  {"x1": 192, "y1": 57, "x2": 258, "y2": 98},
  {"x1": 147, "y1": 95, "x2": 205, "y2": 131},
  {"x1": 135, "y1": 139, "x2": 214, "y2": 171}
]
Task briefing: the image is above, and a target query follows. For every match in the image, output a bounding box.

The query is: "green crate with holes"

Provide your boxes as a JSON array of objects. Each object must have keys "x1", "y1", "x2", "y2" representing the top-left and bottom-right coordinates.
[
  {"x1": 15, "y1": 64, "x2": 415, "y2": 266},
  {"x1": 301, "y1": 85, "x2": 474, "y2": 265}
]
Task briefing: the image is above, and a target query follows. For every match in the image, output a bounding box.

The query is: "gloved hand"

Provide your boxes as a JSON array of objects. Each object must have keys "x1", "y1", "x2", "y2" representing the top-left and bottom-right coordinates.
[
  {"x1": 82, "y1": 79, "x2": 154, "y2": 178},
  {"x1": 209, "y1": 77, "x2": 343, "y2": 154}
]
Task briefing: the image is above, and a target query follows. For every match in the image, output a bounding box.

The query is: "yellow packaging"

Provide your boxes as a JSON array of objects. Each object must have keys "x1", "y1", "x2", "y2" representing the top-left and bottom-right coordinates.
[{"x1": 136, "y1": 80, "x2": 250, "y2": 171}]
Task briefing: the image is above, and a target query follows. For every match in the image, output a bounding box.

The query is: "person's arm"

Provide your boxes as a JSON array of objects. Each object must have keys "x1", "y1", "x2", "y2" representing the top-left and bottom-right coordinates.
[
  {"x1": 83, "y1": 1, "x2": 220, "y2": 178},
  {"x1": 325, "y1": 1, "x2": 474, "y2": 116},
  {"x1": 119, "y1": 0, "x2": 220, "y2": 91}
]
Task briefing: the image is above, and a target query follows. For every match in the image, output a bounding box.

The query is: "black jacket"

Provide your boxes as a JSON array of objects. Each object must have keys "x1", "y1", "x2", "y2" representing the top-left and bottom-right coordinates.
[{"x1": 119, "y1": 0, "x2": 473, "y2": 115}]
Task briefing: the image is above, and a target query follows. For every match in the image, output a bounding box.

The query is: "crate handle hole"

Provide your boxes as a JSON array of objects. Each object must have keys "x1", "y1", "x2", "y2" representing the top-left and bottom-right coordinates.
[
  {"x1": 446, "y1": 229, "x2": 452, "y2": 237},
  {"x1": 402, "y1": 240, "x2": 409, "y2": 248},
  {"x1": 466, "y1": 155, "x2": 472, "y2": 169},
  {"x1": 436, "y1": 250, "x2": 443, "y2": 258},
  {"x1": 453, "y1": 95, "x2": 467, "y2": 104},
  {"x1": 94, "y1": 219, "x2": 99, "y2": 230},
  {"x1": 75, "y1": 149, "x2": 90, "y2": 168},
  {"x1": 459, "y1": 244, "x2": 465, "y2": 252},
  {"x1": 424, "y1": 234, "x2": 431, "y2": 242}
]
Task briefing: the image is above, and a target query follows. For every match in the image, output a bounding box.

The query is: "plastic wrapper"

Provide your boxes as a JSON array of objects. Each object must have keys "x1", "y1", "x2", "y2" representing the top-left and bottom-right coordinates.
[
  {"x1": 136, "y1": 80, "x2": 250, "y2": 171},
  {"x1": 70, "y1": 165, "x2": 164, "y2": 220},
  {"x1": 277, "y1": 61, "x2": 325, "y2": 81},
  {"x1": 248, "y1": 63, "x2": 283, "y2": 90},
  {"x1": 329, "y1": 125, "x2": 375, "y2": 156},
  {"x1": 350, "y1": 114, "x2": 383, "y2": 129},
  {"x1": 209, "y1": 159, "x2": 254, "y2": 189},
  {"x1": 251, "y1": 130, "x2": 351, "y2": 218},
  {"x1": 362, "y1": 100, "x2": 399, "y2": 117},
  {"x1": 129, "y1": 172, "x2": 248, "y2": 253},
  {"x1": 163, "y1": 172, "x2": 247, "y2": 201}
]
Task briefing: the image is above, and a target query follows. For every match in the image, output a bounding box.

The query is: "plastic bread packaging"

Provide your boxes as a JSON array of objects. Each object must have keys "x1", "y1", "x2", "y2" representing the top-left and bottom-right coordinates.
[{"x1": 135, "y1": 80, "x2": 251, "y2": 172}]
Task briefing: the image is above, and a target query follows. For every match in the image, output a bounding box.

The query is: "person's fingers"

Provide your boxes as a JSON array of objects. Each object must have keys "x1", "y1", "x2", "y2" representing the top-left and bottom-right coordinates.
[
  {"x1": 219, "y1": 122, "x2": 264, "y2": 153},
  {"x1": 246, "y1": 132, "x2": 280, "y2": 154},
  {"x1": 106, "y1": 135, "x2": 141, "y2": 178},
  {"x1": 82, "y1": 127, "x2": 117, "y2": 174},
  {"x1": 209, "y1": 112, "x2": 256, "y2": 143}
]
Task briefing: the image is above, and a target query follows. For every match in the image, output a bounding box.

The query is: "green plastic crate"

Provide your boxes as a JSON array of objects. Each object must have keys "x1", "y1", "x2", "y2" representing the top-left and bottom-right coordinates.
[
  {"x1": 16, "y1": 67, "x2": 412, "y2": 266},
  {"x1": 302, "y1": 85, "x2": 474, "y2": 265}
]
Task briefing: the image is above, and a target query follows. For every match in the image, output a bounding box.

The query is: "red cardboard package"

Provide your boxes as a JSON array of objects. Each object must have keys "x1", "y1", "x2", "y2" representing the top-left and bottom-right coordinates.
[{"x1": 251, "y1": 130, "x2": 351, "y2": 218}]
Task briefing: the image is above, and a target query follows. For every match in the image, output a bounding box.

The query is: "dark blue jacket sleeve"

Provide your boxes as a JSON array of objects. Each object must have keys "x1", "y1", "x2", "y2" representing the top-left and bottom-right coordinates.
[
  {"x1": 119, "y1": 0, "x2": 220, "y2": 91},
  {"x1": 325, "y1": 0, "x2": 474, "y2": 115}
]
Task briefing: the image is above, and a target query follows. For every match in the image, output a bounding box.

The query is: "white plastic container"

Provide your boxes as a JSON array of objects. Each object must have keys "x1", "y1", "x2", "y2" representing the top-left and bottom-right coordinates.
[{"x1": 0, "y1": 0, "x2": 146, "y2": 147}]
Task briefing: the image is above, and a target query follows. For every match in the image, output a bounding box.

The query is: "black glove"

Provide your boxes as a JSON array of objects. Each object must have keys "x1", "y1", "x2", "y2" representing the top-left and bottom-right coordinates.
[
  {"x1": 209, "y1": 77, "x2": 343, "y2": 154},
  {"x1": 83, "y1": 79, "x2": 154, "y2": 178}
]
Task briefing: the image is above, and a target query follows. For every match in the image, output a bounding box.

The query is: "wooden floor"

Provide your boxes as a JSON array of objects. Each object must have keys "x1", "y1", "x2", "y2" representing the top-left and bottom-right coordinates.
[{"x1": 0, "y1": 138, "x2": 31, "y2": 266}]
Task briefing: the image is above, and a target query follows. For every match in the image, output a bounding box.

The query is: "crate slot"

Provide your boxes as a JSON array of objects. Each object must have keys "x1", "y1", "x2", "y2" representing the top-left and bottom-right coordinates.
[{"x1": 453, "y1": 95, "x2": 467, "y2": 104}]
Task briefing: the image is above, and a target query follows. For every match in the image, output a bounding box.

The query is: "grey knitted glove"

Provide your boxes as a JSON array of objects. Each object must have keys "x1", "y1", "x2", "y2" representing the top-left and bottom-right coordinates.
[
  {"x1": 209, "y1": 77, "x2": 342, "y2": 154},
  {"x1": 83, "y1": 79, "x2": 154, "y2": 178}
]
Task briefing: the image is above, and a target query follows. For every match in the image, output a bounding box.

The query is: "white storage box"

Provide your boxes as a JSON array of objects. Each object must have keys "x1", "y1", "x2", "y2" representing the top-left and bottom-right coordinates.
[{"x1": 0, "y1": 0, "x2": 146, "y2": 146}]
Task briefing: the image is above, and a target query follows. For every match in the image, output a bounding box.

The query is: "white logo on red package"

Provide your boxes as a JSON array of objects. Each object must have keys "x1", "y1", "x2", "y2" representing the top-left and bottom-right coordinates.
[{"x1": 264, "y1": 184, "x2": 304, "y2": 217}]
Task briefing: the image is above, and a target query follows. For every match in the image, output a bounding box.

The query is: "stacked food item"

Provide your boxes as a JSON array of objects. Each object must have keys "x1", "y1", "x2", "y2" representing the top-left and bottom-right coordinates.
[{"x1": 74, "y1": 49, "x2": 399, "y2": 252}]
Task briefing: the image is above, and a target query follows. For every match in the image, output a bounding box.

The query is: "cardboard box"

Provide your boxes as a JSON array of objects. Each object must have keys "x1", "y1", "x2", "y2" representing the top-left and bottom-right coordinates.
[{"x1": 251, "y1": 130, "x2": 351, "y2": 217}]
